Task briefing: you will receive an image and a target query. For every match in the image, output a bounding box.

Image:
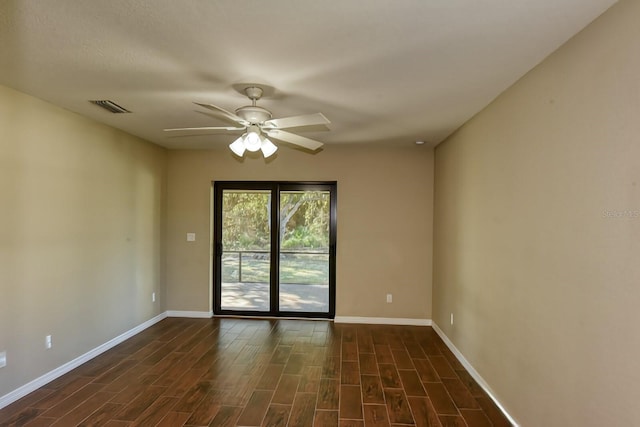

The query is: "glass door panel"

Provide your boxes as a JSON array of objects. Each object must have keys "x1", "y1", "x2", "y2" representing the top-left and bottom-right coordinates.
[
  {"x1": 279, "y1": 190, "x2": 330, "y2": 313},
  {"x1": 220, "y1": 190, "x2": 271, "y2": 311}
]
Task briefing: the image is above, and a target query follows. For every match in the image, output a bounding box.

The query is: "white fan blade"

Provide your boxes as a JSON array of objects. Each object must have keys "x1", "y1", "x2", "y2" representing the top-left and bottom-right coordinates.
[
  {"x1": 264, "y1": 112, "x2": 330, "y2": 129},
  {"x1": 266, "y1": 129, "x2": 324, "y2": 151},
  {"x1": 194, "y1": 102, "x2": 248, "y2": 125},
  {"x1": 164, "y1": 126, "x2": 245, "y2": 132}
]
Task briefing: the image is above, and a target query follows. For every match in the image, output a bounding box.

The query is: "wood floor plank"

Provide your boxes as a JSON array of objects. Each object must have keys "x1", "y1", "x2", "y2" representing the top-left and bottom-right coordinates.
[
  {"x1": 442, "y1": 377, "x2": 480, "y2": 409},
  {"x1": 418, "y1": 338, "x2": 442, "y2": 356},
  {"x1": 423, "y1": 382, "x2": 458, "y2": 416},
  {"x1": 74, "y1": 402, "x2": 123, "y2": 426},
  {"x1": 92, "y1": 359, "x2": 139, "y2": 385},
  {"x1": 207, "y1": 405, "x2": 243, "y2": 427},
  {"x1": 113, "y1": 385, "x2": 167, "y2": 421},
  {"x1": 359, "y1": 352, "x2": 378, "y2": 375},
  {"x1": 407, "y1": 396, "x2": 441, "y2": 427},
  {"x1": 154, "y1": 411, "x2": 191, "y2": 427},
  {"x1": 102, "y1": 363, "x2": 153, "y2": 393},
  {"x1": 129, "y1": 396, "x2": 178, "y2": 426},
  {"x1": 341, "y1": 327, "x2": 357, "y2": 343},
  {"x1": 386, "y1": 333, "x2": 406, "y2": 350},
  {"x1": 428, "y1": 356, "x2": 457, "y2": 379},
  {"x1": 439, "y1": 348, "x2": 465, "y2": 371},
  {"x1": 361, "y1": 375, "x2": 385, "y2": 404},
  {"x1": 103, "y1": 418, "x2": 132, "y2": 426},
  {"x1": 339, "y1": 385, "x2": 363, "y2": 420},
  {"x1": 23, "y1": 416, "x2": 58, "y2": 426},
  {"x1": 438, "y1": 415, "x2": 467, "y2": 426},
  {"x1": 236, "y1": 390, "x2": 273, "y2": 426},
  {"x1": 342, "y1": 342, "x2": 358, "y2": 361},
  {"x1": 0, "y1": 388, "x2": 53, "y2": 420},
  {"x1": 272, "y1": 374, "x2": 301, "y2": 405},
  {"x1": 109, "y1": 383, "x2": 147, "y2": 405},
  {"x1": 283, "y1": 353, "x2": 306, "y2": 375},
  {"x1": 454, "y1": 370, "x2": 485, "y2": 397},
  {"x1": 32, "y1": 377, "x2": 94, "y2": 409},
  {"x1": 256, "y1": 364, "x2": 285, "y2": 390},
  {"x1": 363, "y1": 404, "x2": 391, "y2": 427},
  {"x1": 413, "y1": 358, "x2": 439, "y2": 383},
  {"x1": 374, "y1": 345, "x2": 394, "y2": 364},
  {"x1": 371, "y1": 331, "x2": 388, "y2": 345},
  {"x1": 384, "y1": 389, "x2": 414, "y2": 425},
  {"x1": 314, "y1": 410, "x2": 339, "y2": 426},
  {"x1": 50, "y1": 391, "x2": 117, "y2": 426},
  {"x1": 184, "y1": 390, "x2": 221, "y2": 426},
  {"x1": 311, "y1": 331, "x2": 328, "y2": 346},
  {"x1": 341, "y1": 361, "x2": 360, "y2": 385},
  {"x1": 1, "y1": 408, "x2": 44, "y2": 426},
  {"x1": 322, "y1": 356, "x2": 340, "y2": 379},
  {"x1": 357, "y1": 332, "x2": 374, "y2": 354},
  {"x1": 261, "y1": 404, "x2": 291, "y2": 427},
  {"x1": 172, "y1": 381, "x2": 213, "y2": 413},
  {"x1": 163, "y1": 368, "x2": 207, "y2": 397},
  {"x1": 298, "y1": 365, "x2": 322, "y2": 393},
  {"x1": 459, "y1": 409, "x2": 493, "y2": 427},
  {"x1": 391, "y1": 349, "x2": 414, "y2": 369},
  {"x1": 288, "y1": 392, "x2": 316, "y2": 427},
  {"x1": 378, "y1": 364, "x2": 402, "y2": 388},
  {"x1": 40, "y1": 383, "x2": 106, "y2": 418},
  {"x1": 405, "y1": 342, "x2": 427, "y2": 359},
  {"x1": 317, "y1": 378, "x2": 340, "y2": 410},
  {"x1": 398, "y1": 369, "x2": 426, "y2": 396}
]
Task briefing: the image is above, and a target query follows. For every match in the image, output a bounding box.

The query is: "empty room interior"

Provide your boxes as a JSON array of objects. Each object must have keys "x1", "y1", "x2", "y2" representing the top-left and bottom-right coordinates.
[{"x1": 1, "y1": 0, "x2": 638, "y2": 426}]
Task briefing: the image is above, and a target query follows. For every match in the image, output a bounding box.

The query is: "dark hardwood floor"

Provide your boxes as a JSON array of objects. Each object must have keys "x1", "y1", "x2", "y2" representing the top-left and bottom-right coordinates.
[{"x1": 0, "y1": 317, "x2": 512, "y2": 426}]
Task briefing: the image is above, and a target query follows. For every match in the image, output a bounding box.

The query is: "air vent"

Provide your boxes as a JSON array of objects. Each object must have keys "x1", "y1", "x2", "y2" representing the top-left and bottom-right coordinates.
[{"x1": 89, "y1": 100, "x2": 131, "y2": 114}]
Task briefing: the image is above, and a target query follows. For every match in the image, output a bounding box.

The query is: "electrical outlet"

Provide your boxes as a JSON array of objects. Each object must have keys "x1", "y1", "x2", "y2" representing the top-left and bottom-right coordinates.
[
  {"x1": 152, "y1": 292, "x2": 156, "y2": 302},
  {"x1": 0, "y1": 351, "x2": 6, "y2": 368},
  {"x1": 186, "y1": 233, "x2": 196, "y2": 242},
  {"x1": 46, "y1": 335, "x2": 52, "y2": 349},
  {"x1": 386, "y1": 294, "x2": 393, "y2": 303},
  {"x1": 450, "y1": 313, "x2": 454, "y2": 325}
]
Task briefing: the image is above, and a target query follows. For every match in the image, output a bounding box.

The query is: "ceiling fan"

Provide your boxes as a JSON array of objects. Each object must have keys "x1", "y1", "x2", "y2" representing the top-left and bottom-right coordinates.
[{"x1": 164, "y1": 86, "x2": 330, "y2": 158}]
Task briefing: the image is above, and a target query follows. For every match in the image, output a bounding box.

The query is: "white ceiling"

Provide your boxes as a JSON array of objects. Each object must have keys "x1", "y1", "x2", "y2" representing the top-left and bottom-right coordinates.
[{"x1": 0, "y1": 0, "x2": 617, "y2": 150}]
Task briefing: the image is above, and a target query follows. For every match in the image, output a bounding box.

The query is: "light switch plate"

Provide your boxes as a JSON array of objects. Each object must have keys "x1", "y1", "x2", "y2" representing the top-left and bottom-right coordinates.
[
  {"x1": 0, "y1": 351, "x2": 7, "y2": 368},
  {"x1": 186, "y1": 233, "x2": 196, "y2": 242}
]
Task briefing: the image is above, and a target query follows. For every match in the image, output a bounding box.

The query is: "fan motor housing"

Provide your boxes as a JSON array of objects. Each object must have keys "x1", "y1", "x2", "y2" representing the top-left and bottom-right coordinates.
[{"x1": 236, "y1": 106, "x2": 272, "y2": 124}]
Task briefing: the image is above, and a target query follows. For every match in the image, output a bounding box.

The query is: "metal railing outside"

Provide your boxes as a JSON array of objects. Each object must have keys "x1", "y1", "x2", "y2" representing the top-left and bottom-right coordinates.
[{"x1": 222, "y1": 249, "x2": 329, "y2": 284}]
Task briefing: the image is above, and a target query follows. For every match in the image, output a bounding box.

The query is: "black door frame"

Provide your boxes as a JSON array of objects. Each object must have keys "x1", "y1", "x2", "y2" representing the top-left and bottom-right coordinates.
[{"x1": 213, "y1": 181, "x2": 336, "y2": 318}]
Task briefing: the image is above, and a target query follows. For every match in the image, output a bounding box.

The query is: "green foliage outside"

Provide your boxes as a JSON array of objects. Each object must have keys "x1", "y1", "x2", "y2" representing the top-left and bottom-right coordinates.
[{"x1": 222, "y1": 190, "x2": 329, "y2": 251}]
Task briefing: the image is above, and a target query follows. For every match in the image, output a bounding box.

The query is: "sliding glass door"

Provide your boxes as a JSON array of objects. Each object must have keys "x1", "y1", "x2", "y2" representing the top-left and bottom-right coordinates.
[
  {"x1": 219, "y1": 189, "x2": 272, "y2": 311},
  {"x1": 214, "y1": 182, "x2": 336, "y2": 318}
]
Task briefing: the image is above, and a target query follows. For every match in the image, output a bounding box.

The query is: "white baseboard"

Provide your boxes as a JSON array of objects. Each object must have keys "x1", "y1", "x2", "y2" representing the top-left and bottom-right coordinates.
[
  {"x1": 431, "y1": 322, "x2": 519, "y2": 427},
  {"x1": 334, "y1": 316, "x2": 432, "y2": 326},
  {"x1": 0, "y1": 312, "x2": 167, "y2": 411},
  {"x1": 166, "y1": 310, "x2": 213, "y2": 318}
]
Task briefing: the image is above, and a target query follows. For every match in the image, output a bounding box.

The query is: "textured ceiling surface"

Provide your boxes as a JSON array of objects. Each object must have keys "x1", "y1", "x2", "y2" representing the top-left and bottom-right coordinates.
[{"x1": 0, "y1": 0, "x2": 617, "y2": 150}]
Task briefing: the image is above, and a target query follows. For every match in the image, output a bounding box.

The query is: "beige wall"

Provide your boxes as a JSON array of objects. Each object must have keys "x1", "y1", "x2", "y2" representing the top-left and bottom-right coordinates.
[
  {"x1": 0, "y1": 85, "x2": 166, "y2": 397},
  {"x1": 165, "y1": 145, "x2": 434, "y2": 319},
  {"x1": 433, "y1": 0, "x2": 640, "y2": 425}
]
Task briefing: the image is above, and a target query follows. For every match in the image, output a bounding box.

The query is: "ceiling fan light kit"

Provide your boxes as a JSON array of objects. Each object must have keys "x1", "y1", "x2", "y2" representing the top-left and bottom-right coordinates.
[
  {"x1": 228, "y1": 125, "x2": 279, "y2": 158},
  {"x1": 164, "y1": 85, "x2": 329, "y2": 159},
  {"x1": 259, "y1": 136, "x2": 278, "y2": 157}
]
